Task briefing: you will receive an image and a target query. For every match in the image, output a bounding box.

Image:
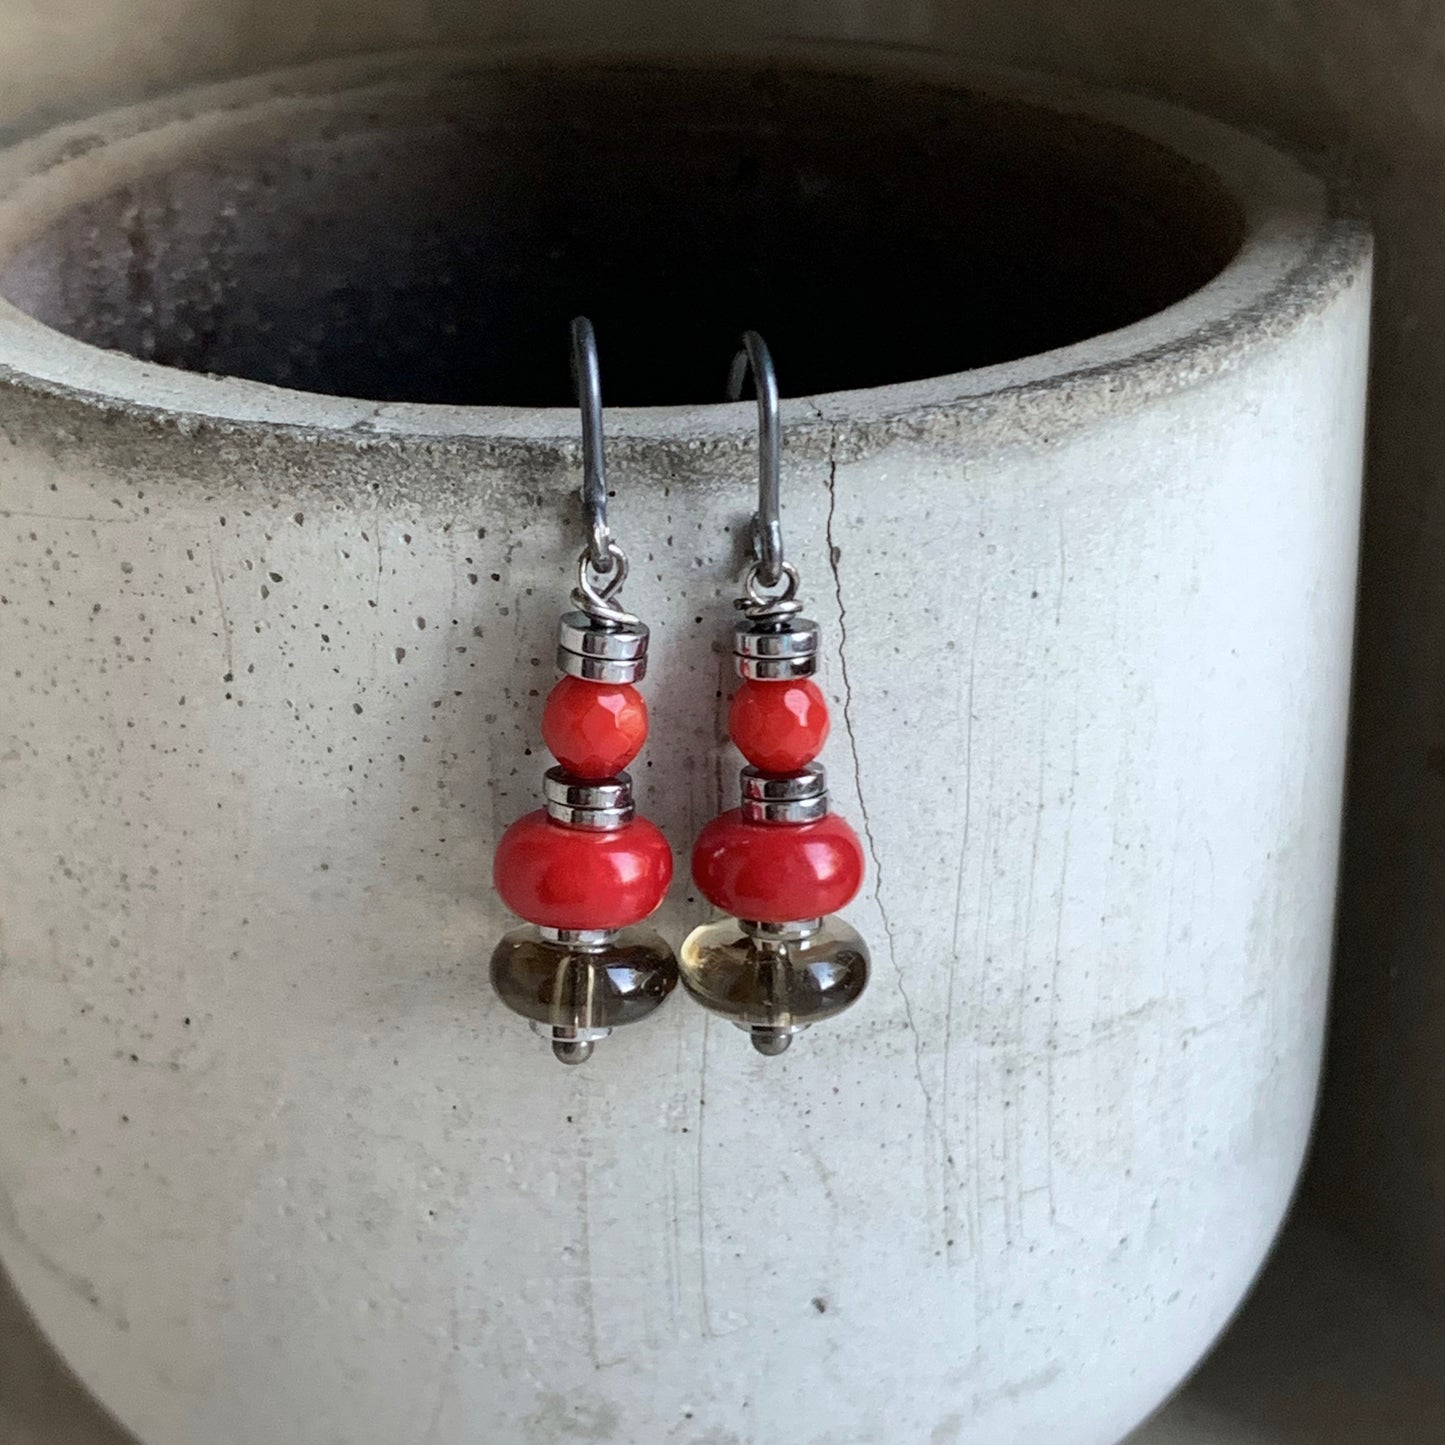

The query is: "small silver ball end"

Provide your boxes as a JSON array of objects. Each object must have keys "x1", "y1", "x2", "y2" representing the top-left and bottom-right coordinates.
[{"x1": 750, "y1": 1028, "x2": 794, "y2": 1057}]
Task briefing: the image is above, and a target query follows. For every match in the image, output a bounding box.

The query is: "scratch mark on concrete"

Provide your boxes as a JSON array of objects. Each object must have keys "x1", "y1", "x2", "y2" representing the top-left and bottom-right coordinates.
[
  {"x1": 0, "y1": 509, "x2": 141, "y2": 526},
  {"x1": 0, "y1": 1180, "x2": 128, "y2": 1333},
  {"x1": 1045, "y1": 722, "x2": 1078, "y2": 1224},
  {"x1": 944, "y1": 591, "x2": 984, "y2": 1258},
  {"x1": 207, "y1": 535, "x2": 233, "y2": 678},
  {"x1": 695, "y1": 1012, "x2": 712, "y2": 1341},
  {"x1": 346, "y1": 402, "x2": 390, "y2": 433},
  {"x1": 579, "y1": 1151, "x2": 601, "y2": 1371},
  {"x1": 1055, "y1": 517, "x2": 1067, "y2": 625},
  {"x1": 971, "y1": 1359, "x2": 1064, "y2": 1415},
  {"x1": 1023, "y1": 743, "x2": 1047, "y2": 971},
  {"x1": 418, "y1": 1290, "x2": 459, "y2": 1445},
  {"x1": 664, "y1": 1094, "x2": 684, "y2": 1348}
]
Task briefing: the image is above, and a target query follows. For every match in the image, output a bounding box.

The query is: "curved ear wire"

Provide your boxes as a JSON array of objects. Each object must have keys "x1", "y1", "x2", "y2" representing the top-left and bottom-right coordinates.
[
  {"x1": 570, "y1": 316, "x2": 613, "y2": 575},
  {"x1": 569, "y1": 317, "x2": 636, "y2": 626},
  {"x1": 727, "y1": 330, "x2": 784, "y2": 589}
]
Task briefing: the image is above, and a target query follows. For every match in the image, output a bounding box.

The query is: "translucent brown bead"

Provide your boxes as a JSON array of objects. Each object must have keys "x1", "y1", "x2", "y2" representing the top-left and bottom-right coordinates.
[
  {"x1": 490, "y1": 925, "x2": 678, "y2": 1063},
  {"x1": 678, "y1": 915, "x2": 869, "y2": 1055}
]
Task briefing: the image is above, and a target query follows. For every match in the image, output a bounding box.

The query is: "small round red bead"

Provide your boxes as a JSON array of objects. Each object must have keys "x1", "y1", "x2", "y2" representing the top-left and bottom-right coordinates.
[
  {"x1": 542, "y1": 675, "x2": 648, "y2": 777},
  {"x1": 494, "y1": 810, "x2": 673, "y2": 930},
  {"x1": 691, "y1": 810, "x2": 865, "y2": 924},
  {"x1": 728, "y1": 678, "x2": 831, "y2": 772}
]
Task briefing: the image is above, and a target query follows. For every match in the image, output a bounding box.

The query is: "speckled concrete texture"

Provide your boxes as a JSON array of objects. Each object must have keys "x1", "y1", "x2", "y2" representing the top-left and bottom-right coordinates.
[
  {"x1": 0, "y1": 48, "x2": 1369, "y2": 1445},
  {"x1": 10, "y1": 1222, "x2": 1445, "y2": 1445},
  {"x1": 0, "y1": 0, "x2": 1443, "y2": 1325}
]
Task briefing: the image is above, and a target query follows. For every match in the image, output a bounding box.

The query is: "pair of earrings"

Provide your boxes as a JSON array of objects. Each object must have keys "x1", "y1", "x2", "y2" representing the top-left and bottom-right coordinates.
[{"x1": 489, "y1": 319, "x2": 871, "y2": 1064}]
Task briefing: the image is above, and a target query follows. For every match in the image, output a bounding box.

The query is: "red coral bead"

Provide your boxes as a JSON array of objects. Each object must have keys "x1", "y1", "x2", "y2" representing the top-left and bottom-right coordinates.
[
  {"x1": 542, "y1": 675, "x2": 648, "y2": 777},
  {"x1": 494, "y1": 811, "x2": 673, "y2": 930},
  {"x1": 691, "y1": 810, "x2": 865, "y2": 924},
  {"x1": 728, "y1": 678, "x2": 831, "y2": 772}
]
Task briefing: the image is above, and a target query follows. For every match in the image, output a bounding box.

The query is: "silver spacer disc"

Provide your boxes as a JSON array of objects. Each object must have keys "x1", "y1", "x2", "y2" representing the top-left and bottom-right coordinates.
[
  {"x1": 530, "y1": 1021, "x2": 614, "y2": 1045},
  {"x1": 739, "y1": 917, "x2": 826, "y2": 941},
  {"x1": 734, "y1": 617, "x2": 820, "y2": 680},
  {"x1": 740, "y1": 764, "x2": 829, "y2": 823},
  {"x1": 543, "y1": 767, "x2": 635, "y2": 829},
  {"x1": 537, "y1": 926, "x2": 621, "y2": 950},
  {"x1": 558, "y1": 611, "x2": 649, "y2": 683}
]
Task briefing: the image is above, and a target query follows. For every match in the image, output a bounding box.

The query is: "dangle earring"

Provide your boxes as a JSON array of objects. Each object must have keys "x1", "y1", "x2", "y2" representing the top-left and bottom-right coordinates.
[
  {"x1": 680, "y1": 332, "x2": 870, "y2": 1056},
  {"x1": 490, "y1": 318, "x2": 678, "y2": 1065}
]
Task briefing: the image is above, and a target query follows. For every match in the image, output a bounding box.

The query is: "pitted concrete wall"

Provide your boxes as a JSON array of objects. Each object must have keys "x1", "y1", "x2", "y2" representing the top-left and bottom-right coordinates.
[{"x1": 0, "y1": 0, "x2": 1437, "y2": 1350}]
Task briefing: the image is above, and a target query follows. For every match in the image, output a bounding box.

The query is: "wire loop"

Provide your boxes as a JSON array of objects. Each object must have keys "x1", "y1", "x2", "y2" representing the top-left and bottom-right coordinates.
[
  {"x1": 573, "y1": 545, "x2": 639, "y2": 627},
  {"x1": 736, "y1": 560, "x2": 803, "y2": 621}
]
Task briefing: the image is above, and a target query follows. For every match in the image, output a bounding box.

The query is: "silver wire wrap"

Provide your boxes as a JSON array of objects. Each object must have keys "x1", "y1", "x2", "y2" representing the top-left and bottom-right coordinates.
[
  {"x1": 572, "y1": 544, "x2": 639, "y2": 627},
  {"x1": 736, "y1": 559, "x2": 805, "y2": 622}
]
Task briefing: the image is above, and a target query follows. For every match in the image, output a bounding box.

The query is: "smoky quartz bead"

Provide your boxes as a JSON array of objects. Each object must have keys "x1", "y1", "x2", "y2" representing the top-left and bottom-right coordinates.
[
  {"x1": 678, "y1": 915, "x2": 870, "y2": 1055},
  {"x1": 490, "y1": 925, "x2": 678, "y2": 1063}
]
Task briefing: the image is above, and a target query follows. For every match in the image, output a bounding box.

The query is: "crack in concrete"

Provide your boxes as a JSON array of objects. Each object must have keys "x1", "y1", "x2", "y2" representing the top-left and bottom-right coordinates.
[
  {"x1": 0, "y1": 509, "x2": 142, "y2": 526},
  {"x1": 819, "y1": 421, "x2": 953, "y2": 1183},
  {"x1": 207, "y1": 535, "x2": 233, "y2": 680}
]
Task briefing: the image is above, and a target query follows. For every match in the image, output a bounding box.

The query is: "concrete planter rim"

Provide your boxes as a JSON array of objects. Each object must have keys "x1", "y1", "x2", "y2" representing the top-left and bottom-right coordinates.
[{"x1": 0, "y1": 43, "x2": 1366, "y2": 471}]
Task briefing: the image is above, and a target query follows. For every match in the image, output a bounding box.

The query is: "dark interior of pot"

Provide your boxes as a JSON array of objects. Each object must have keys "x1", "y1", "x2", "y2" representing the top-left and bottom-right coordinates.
[{"x1": 0, "y1": 61, "x2": 1245, "y2": 407}]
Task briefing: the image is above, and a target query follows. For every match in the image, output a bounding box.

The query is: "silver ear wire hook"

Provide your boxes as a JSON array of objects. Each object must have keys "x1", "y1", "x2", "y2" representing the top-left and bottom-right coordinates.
[
  {"x1": 569, "y1": 317, "x2": 636, "y2": 625},
  {"x1": 727, "y1": 330, "x2": 785, "y2": 591},
  {"x1": 571, "y1": 316, "x2": 615, "y2": 576}
]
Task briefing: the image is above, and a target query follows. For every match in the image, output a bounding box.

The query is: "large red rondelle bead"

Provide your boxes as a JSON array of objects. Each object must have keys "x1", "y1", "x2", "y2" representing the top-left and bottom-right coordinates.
[
  {"x1": 542, "y1": 675, "x2": 648, "y2": 777},
  {"x1": 728, "y1": 678, "x2": 831, "y2": 772},
  {"x1": 494, "y1": 811, "x2": 673, "y2": 930},
  {"x1": 691, "y1": 810, "x2": 865, "y2": 923}
]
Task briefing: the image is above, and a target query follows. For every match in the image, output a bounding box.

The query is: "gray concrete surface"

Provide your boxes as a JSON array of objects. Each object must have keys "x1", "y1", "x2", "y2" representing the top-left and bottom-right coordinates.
[
  {"x1": 6, "y1": 1220, "x2": 1445, "y2": 1443},
  {"x1": 2, "y1": 0, "x2": 1445, "y2": 1316}
]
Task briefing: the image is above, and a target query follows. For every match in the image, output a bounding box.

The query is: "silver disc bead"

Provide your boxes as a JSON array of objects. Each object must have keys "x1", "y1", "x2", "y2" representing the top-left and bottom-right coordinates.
[
  {"x1": 557, "y1": 610, "x2": 649, "y2": 683},
  {"x1": 740, "y1": 763, "x2": 829, "y2": 823},
  {"x1": 538, "y1": 926, "x2": 620, "y2": 949},
  {"x1": 543, "y1": 767, "x2": 635, "y2": 829},
  {"x1": 734, "y1": 616, "x2": 820, "y2": 680}
]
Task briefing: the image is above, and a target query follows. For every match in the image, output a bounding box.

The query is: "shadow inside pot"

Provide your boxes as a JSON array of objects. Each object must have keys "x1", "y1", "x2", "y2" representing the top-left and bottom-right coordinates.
[
  {"x1": 0, "y1": 1261, "x2": 134, "y2": 1445},
  {"x1": 0, "y1": 59, "x2": 1243, "y2": 407}
]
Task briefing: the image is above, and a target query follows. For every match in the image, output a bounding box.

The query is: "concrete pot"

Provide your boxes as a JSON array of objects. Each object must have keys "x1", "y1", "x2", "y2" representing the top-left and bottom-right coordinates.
[{"x1": 0, "y1": 46, "x2": 1369, "y2": 1445}]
